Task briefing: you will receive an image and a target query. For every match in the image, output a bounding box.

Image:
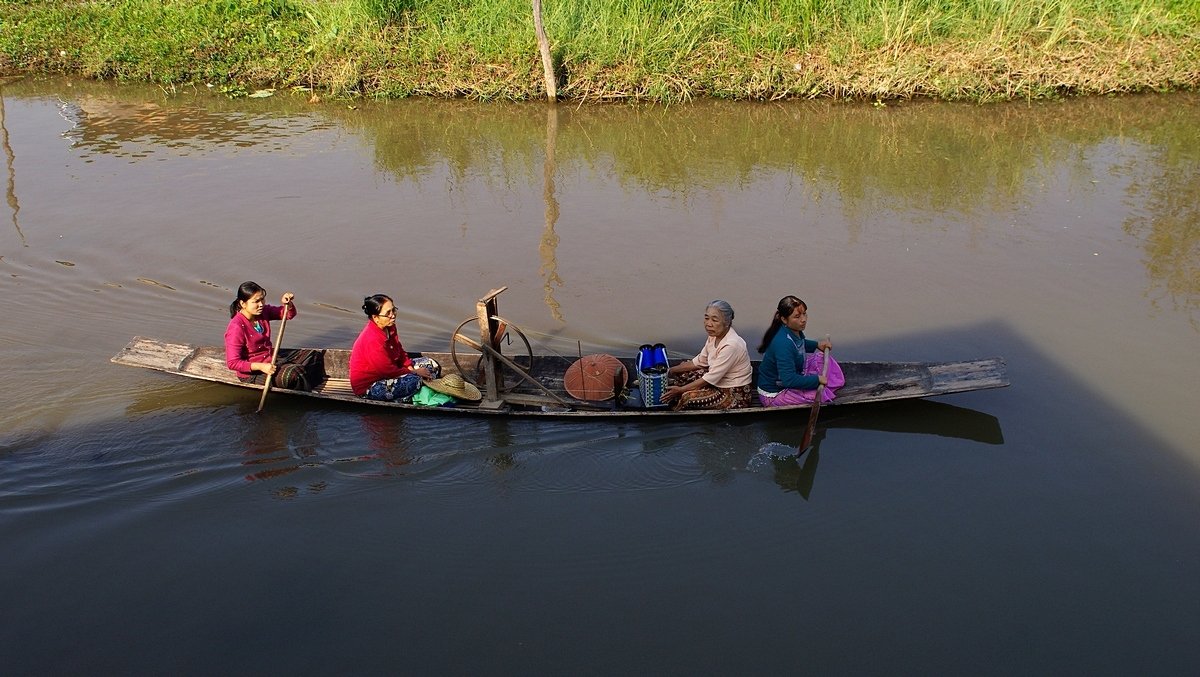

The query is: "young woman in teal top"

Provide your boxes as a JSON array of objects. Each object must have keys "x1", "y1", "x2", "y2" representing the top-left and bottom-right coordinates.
[{"x1": 756, "y1": 295, "x2": 835, "y2": 406}]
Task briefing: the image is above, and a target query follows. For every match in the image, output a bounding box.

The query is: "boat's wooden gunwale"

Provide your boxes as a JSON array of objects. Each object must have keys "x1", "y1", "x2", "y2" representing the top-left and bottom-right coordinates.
[{"x1": 112, "y1": 337, "x2": 1008, "y2": 418}]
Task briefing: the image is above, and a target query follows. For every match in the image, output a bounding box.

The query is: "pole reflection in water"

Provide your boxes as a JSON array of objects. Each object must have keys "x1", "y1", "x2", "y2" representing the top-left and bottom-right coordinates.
[
  {"x1": 540, "y1": 106, "x2": 564, "y2": 322},
  {"x1": 485, "y1": 418, "x2": 518, "y2": 471},
  {"x1": 0, "y1": 83, "x2": 25, "y2": 247}
]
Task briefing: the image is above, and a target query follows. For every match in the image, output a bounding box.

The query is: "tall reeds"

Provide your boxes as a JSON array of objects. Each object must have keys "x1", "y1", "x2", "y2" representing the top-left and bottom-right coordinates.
[{"x1": 1, "y1": 0, "x2": 1196, "y2": 101}]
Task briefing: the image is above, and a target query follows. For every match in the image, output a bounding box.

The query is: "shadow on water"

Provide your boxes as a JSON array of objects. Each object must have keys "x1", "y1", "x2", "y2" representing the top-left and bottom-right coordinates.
[{"x1": 5, "y1": 313, "x2": 1200, "y2": 673}]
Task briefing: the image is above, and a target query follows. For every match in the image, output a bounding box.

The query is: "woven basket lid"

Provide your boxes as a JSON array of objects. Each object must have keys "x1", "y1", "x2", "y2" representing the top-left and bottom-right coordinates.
[{"x1": 563, "y1": 354, "x2": 628, "y2": 401}]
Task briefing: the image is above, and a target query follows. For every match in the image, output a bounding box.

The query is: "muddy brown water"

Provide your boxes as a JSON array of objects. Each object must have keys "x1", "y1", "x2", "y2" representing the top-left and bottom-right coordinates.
[{"x1": 2, "y1": 77, "x2": 1198, "y2": 674}]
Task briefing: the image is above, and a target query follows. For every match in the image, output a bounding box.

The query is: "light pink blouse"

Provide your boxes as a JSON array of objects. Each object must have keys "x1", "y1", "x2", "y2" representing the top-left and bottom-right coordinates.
[{"x1": 693, "y1": 326, "x2": 753, "y2": 388}]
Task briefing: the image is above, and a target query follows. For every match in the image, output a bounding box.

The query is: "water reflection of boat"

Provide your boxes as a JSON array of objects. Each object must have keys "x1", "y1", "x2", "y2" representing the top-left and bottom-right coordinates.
[
  {"x1": 822, "y1": 399, "x2": 1004, "y2": 444},
  {"x1": 753, "y1": 398, "x2": 1003, "y2": 450},
  {"x1": 752, "y1": 401, "x2": 1002, "y2": 499},
  {"x1": 113, "y1": 287, "x2": 1007, "y2": 418}
]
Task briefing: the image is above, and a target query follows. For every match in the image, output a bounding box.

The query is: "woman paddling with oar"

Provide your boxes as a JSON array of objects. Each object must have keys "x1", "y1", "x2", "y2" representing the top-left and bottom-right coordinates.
[
  {"x1": 224, "y1": 281, "x2": 297, "y2": 389},
  {"x1": 755, "y1": 295, "x2": 843, "y2": 407}
]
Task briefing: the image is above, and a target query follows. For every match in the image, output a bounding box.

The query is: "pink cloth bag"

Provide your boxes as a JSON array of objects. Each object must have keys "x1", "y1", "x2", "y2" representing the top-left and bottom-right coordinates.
[{"x1": 759, "y1": 351, "x2": 845, "y2": 406}]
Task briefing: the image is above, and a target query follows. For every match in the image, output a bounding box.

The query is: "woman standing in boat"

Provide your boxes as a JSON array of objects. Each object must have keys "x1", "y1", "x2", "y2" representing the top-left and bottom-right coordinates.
[
  {"x1": 661, "y1": 300, "x2": 754, "y2": 410},
  {"x1": 756, "y1": 295, "x2": 841, "y2": 406},
  {"x1": 224, "y1": 281, "x2": 296, "y2": 385},
  {"x1": 349, "y1": 294, "x2": 436, "y2": 401}
]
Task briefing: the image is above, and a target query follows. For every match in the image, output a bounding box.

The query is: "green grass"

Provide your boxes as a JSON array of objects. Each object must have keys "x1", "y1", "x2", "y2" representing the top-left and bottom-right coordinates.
[{"x1": 1, "y1": 0, "x2": 1197, "y2": 101}]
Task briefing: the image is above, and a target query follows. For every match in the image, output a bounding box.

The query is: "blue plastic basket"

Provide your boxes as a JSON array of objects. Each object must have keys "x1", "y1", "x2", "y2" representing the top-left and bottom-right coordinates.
[{"x1": 635, "y1": 344, "x2": 670, "y2": 408}]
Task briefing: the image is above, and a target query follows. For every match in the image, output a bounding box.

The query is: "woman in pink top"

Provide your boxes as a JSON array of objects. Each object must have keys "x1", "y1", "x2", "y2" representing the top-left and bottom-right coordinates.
[
  {"x1": 224, "y1": 281, "x2": 296, "y2": 385},
  {"x1": 661, "y1": 299, "x2": 754, "y2": 410}
]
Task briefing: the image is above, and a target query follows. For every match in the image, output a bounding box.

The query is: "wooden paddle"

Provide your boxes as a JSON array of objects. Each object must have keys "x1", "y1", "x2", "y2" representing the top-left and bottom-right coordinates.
[
  {"x1": 799, "y1": 336, "x2": 831, "y2": 454},
  {"x1": 255, "y1": 306, "x2": 290, "y2": 413}
]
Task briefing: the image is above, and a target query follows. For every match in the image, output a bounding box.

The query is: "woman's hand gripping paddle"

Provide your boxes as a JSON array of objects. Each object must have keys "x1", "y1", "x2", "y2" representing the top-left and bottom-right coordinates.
[
  {"x1": 256, "y1": 308, "x2": 289, "y2": 413},
  {"x1": 799, "y1": 336, "x2": 831, "y2": 454}
]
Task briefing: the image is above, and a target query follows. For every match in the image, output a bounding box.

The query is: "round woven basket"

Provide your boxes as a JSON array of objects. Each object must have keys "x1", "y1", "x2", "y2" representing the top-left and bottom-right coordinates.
[{"x1": 563, "y1": 354, "x2": 628, "y2": 401}]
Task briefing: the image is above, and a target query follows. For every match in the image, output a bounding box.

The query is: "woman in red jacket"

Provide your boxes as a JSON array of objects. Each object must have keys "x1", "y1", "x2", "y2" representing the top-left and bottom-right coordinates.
[{"x1": 349, "y1": 294, "x2": 436, "y2": 401}]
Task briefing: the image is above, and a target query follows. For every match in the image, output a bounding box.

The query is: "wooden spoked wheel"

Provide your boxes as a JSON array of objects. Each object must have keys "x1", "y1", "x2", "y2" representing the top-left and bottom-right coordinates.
[{"x1": 450, "y1": 315, "x2": 534, "y2": 394}]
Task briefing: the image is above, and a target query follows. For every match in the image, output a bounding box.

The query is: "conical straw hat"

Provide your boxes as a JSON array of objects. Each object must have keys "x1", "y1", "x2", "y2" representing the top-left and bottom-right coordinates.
[{"x1": 423, "y1": 373, "x2": 482, "y2": 401}]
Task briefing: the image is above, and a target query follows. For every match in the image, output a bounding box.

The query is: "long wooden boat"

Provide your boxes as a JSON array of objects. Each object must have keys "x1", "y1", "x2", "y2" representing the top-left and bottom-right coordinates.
[
  {"x1": 112, "y1": 288, "x2": 1008, "y2": 418},
  {"x1": 111, "y1": 339, "x2": 1007, "y2": 418}
]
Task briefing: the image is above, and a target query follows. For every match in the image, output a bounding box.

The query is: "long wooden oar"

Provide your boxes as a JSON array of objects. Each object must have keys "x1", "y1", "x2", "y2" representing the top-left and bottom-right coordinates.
[
  {"x1": 256, "y1": 309, "x2": 289, "y2": 413},
  {"x1": 799, "y1": 336, "x2": 831, "y2": 454}
]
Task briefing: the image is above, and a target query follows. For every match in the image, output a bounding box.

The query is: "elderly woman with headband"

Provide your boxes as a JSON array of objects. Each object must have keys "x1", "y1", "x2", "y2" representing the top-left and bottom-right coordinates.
[
  {"x1": 349, "y1": 294, "x2": 438, "y2": 402},
  {"x1": 661, "y1": 299, "x2": 754, "y2": 411}
]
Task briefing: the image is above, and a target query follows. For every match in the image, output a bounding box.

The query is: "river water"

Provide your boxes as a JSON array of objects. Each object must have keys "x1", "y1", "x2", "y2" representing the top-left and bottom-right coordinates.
[{"x1": 1, "y1": 76, "x2": 1197, "y2": 674}]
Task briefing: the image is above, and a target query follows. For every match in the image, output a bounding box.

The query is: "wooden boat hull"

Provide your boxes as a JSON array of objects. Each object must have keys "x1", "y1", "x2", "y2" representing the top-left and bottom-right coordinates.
[{"x1": 112, "y1": 337, "x2": 1009, "y2": 418}]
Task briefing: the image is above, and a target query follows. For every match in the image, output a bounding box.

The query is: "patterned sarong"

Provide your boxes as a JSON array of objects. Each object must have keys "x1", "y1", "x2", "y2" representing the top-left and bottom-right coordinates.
[{"x1": 669, "y1": 369, "x2": 754, "y2": 411}]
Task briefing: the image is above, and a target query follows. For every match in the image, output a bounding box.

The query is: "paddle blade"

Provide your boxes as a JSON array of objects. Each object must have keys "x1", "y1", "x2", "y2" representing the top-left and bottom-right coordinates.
[
  {"x1": 798, "y1": 402, "x2": 820, "y2": 453},
  {"x1": 799, "y1": 343, "x2": 832, "y2": 452}
]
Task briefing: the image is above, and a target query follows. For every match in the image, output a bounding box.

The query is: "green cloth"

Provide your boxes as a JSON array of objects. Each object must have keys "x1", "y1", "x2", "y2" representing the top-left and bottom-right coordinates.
[{"x1": 411, "y1": 385, "x2": 455, "y2": 407}]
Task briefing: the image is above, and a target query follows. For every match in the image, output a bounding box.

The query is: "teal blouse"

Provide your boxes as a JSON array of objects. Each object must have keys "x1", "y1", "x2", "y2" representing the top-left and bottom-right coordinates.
[{"x1": 756, "y1": 328, "x2": 819, "y2": 392}]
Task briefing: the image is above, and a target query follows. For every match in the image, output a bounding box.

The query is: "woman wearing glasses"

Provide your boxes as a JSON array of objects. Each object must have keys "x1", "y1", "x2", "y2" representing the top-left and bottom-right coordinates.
[{"x1": 349, "y1": 294, "x2": 436, "y2": 401}]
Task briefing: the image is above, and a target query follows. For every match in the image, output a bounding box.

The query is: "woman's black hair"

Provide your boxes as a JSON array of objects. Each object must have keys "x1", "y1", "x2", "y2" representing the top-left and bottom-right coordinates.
[
  {"x1": 229, "y1": 281, "x2": 265, "y2": 318},
  {"x1": 757, "y1": 295, "x2": 806, "y2": 353},
  {"x1": 362, "y1": 294, "x2": 393, "y2": 317}
]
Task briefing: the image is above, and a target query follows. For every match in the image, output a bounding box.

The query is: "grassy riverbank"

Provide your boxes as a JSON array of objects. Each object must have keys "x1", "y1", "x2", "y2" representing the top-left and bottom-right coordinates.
[{"x1": 2, "y1": 0, "x2": 1197, "y2": 102}]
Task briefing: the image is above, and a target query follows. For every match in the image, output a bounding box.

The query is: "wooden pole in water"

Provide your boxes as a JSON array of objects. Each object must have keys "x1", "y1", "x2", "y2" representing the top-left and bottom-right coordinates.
[{"x1": 532, "y1": 0, "x2": 557, "y2": 102}]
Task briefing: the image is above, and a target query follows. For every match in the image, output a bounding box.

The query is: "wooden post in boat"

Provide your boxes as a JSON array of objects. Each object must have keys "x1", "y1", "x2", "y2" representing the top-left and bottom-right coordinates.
[
  {"x1": 475, "y1": 287, "x2": 508, "y2": 408},
  {"x1": 455, "y1": 333, "x2": 579, "y2": 409}
]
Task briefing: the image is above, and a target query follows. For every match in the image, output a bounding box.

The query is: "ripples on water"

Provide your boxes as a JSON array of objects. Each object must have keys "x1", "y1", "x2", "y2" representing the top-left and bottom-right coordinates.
[{"x1": 0, "y1": 387, "x2": 771, "y2": 507}]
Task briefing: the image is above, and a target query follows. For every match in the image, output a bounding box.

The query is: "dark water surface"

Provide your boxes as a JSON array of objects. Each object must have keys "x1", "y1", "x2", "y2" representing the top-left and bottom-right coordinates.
[{"x1": 1, "y1": 77, "x2": 1198, "y2": 675}]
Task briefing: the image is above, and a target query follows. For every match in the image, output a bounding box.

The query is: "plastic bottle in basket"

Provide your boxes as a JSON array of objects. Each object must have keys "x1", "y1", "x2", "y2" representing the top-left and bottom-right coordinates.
[
  {"x1": 650, "y1": 343, "x2": 669, "y2": 373},
  {"x1": 637, "y1": 344, "x2": 654, "y2": 373}
]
